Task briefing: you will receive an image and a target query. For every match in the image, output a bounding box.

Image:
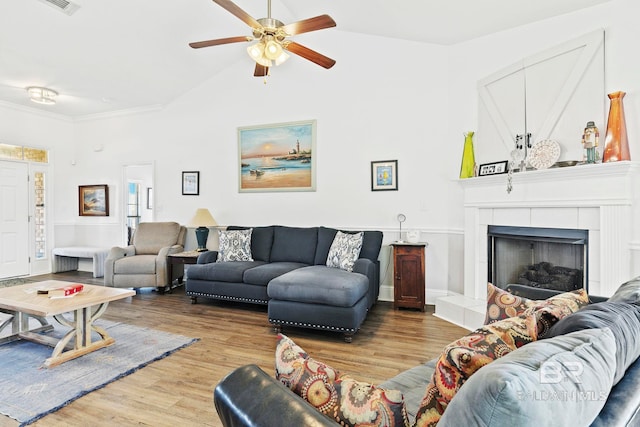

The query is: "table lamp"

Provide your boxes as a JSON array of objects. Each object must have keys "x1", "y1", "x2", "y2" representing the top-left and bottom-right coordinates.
[
  {"x1": 188, "y1": 208, "x2": 218, "y2": 251},
  {"x1": 397, "y1": 213, "x2": 406, "y2": 243}
]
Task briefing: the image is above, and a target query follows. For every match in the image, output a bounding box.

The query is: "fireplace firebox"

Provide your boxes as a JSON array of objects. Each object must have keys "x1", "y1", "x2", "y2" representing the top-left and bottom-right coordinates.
[{"x1": 488, "y1": 226, "x2": 589, "y2": 292}]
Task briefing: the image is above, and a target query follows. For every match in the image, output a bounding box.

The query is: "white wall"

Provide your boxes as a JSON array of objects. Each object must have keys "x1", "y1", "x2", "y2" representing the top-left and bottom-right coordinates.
[{"x1": 60, "y1": 31, "x2": 460, "y2": 299}]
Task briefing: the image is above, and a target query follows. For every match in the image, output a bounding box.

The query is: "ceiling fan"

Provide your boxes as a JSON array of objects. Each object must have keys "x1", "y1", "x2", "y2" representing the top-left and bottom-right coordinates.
[{"x1": 189, "y1": 0, "x2": 336, "y2": 77}]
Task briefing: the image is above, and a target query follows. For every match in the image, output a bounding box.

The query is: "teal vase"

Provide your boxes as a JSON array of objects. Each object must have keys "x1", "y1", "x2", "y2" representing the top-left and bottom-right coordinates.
[{"x1": 459, "y1": 132, "x2": 476, "y2": 178}]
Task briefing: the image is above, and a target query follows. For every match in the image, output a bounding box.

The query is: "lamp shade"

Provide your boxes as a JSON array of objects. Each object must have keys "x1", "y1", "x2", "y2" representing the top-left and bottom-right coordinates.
[{"x1": 188, "y1": 208, "x2": 218, "y2": 227}]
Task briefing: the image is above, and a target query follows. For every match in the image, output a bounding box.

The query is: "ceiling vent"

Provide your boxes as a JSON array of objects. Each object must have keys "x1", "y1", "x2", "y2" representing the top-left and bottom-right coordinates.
[{"x1": 36, "y1": 0, "x2": 81, "y2": 16}]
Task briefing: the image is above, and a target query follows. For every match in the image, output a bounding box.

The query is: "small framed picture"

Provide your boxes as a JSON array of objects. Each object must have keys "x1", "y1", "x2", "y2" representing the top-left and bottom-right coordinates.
[
  {"x1": 371, "y1": 160, "x2": 398, "y2": 191},
  {"x1": 79, "y1": 184, "x2": 109, "y2": 216},
  {"x1": 478, "y1": 161, "x2": 508, "y2": 176},
  {"x1": 182, "y1": 171, "x2": 200, "y2": 195}
]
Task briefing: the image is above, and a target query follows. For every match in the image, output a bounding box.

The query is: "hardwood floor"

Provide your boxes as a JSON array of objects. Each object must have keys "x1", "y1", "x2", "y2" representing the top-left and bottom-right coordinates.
[{"x1": 1, "y1": 272, "x2": 468, "y2": 427}]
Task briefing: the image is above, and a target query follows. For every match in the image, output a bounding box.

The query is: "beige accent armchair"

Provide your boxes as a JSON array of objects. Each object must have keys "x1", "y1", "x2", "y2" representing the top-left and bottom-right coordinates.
[{"x1": 104, "y1": 222, "x2": 186, "y2": 292}]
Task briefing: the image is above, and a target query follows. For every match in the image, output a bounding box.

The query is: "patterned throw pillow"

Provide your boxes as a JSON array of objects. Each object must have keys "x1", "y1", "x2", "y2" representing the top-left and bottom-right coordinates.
[
  {"x1": 216, "y1": 229, "x2": 253, "y2": 262},
  {"x1": 522, "y1": 287, "x2": 589, "y2": 337},
  {"x1": 326, "y1": 231, "x2": 364, "y2": 272},
  {"x1": 484, "y1": 282, "x2": 537, "y2": 324},
  {"x1": 484, "y1": 283, "x2": 590, "y2": 336},
  {"x1": 413, "y1": 314, "x2": 539, "y2": 427},
  {"x1": 275, "y1": 334, "x2": 409, "y2": 427}
]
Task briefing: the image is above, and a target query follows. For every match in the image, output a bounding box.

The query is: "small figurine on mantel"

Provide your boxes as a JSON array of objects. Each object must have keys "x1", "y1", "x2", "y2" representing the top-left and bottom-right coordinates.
[{"x1": 582, "y1": 121, "x2": 600, "y2": 164}]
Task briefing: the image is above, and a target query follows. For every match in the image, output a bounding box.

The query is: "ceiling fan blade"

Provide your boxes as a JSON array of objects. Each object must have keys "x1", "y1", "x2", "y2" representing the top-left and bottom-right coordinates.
[
  {"x1": 189, "y1": 35, "x2": 251, "y2": 49},
  {"x1": 212, "y1": 0, "x2": 261, "y2": 29},
  {"x1": 281, "y1": 15, "x2": 336, "y2": 36},
  {"x1": 284, "y1": 41, "x2": 336, "y2": 69},
  {"x1": 254, "y1": 64, "x2": 269, "y2": 77}
]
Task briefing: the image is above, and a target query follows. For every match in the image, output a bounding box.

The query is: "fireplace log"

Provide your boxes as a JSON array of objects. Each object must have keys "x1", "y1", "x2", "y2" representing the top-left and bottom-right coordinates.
[{"x1": 518, "y1": 262, "x2": 582, "y2": 292}]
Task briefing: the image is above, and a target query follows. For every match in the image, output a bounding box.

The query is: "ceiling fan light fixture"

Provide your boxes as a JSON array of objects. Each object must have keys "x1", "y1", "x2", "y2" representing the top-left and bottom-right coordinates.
[
  {"x1": 247, "y1": 42, "x2": 272, "y2": 67},
  {"x1": 26, "y1": 86, "x2": 58, "y2": 105},
  {"x1": 274, "y1": 50, "x2": 289, "y2": 66},
  {"x1": 264, "y1": 39, "x2": 283, "y2": 60},
  {"x1": 247, "y1": 42, "x2": 264, "y2": 60}
]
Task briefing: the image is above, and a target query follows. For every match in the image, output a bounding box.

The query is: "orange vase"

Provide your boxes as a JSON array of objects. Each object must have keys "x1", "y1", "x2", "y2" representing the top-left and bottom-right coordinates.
[{"x1": 603, "y1": 91, "x2": 630, "y2": 162}]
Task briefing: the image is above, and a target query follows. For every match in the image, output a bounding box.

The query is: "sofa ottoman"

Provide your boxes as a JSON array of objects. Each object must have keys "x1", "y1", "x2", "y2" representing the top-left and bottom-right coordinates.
[{"x1": 268, "y1": 265, "x2": 370, "y2": 342}]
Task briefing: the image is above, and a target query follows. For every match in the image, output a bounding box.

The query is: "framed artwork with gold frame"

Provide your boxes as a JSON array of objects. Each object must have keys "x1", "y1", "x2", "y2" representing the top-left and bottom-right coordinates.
[{"x1": 79, "y1": 184, "x2": 109, "y2": 216}]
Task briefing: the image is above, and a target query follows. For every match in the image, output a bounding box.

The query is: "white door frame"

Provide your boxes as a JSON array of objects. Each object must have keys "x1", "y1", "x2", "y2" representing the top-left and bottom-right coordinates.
[{"x1": 122, "y1": 162, "x2": 155, "y2": 244}]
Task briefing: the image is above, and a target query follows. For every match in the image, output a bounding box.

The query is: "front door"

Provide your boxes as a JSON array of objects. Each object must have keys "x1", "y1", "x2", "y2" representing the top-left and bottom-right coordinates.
[{"x1": 0, "y1": 160, "x2": 29, "y2": 278}]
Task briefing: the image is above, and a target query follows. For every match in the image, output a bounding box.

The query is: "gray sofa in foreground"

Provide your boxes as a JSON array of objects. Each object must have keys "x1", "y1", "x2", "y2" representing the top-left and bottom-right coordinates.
[
  {"x1": 185, "y1": 225, "x2": 383, "y2": 342},
  {"x1": 213, "y1": 277, "x2": 640, "y2": 427}
]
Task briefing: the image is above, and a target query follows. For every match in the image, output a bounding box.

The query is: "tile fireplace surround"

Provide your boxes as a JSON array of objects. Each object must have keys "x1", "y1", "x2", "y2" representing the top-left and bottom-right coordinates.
[{"x1": 435, "y1": 161, "x2": 640, "y2": 330}]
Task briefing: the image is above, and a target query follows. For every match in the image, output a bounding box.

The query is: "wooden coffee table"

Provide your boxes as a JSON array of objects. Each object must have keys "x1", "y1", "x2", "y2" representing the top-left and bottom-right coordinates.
[{"x1": 0, "y1": 280, "x2": 135, "y2": 368}]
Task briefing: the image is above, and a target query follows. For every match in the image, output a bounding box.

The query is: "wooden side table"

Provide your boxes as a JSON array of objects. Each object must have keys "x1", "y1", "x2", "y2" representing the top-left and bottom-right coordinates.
[
  {"x1": 167, "y1": 250, "x2": 203, "y2": 290},
  {"x1": 391, "y1": 243, "x2": 426, "y2": 311}
]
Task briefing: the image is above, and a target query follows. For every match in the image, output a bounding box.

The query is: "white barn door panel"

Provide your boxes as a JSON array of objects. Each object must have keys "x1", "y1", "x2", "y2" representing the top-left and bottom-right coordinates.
[{"x1": 477, "y1": 30, "x2": 605, "y2": 166}]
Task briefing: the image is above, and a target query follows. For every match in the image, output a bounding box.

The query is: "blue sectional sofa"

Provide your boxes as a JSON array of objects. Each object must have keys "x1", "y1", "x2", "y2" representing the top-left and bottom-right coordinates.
[{"x1": 185, "y1": 225, "x2": 383, "y2": 342}]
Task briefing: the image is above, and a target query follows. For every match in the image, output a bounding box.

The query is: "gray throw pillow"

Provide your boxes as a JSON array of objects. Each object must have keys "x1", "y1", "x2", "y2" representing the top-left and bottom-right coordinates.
[
  {"x1": 326, "y1": 231, "x2": 363, "y2": 272},
  {"x1": 546, "y1": 301, "x2": 640, "y2": 385},
  {"x1": 216, "y1": 229, "x2": 253, "y2": 262},
  {"x1": 438, "y1": 328, "x2": 616, "y2": 427},
  {"x1": 608, "y1": 276, "x2": 640, "y2": 303}
]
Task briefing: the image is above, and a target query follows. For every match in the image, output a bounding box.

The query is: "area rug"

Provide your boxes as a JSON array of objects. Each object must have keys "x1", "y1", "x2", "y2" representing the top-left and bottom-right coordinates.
[
  {"x1": 0, "y1": 319, "x2": 198, "y2": 426},
  {"x1": 0, "y1": 278, "x2": 30, "y2": 288}
]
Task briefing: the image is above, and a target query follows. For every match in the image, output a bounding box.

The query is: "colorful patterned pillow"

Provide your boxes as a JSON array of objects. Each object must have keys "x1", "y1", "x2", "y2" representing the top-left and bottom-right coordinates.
[
  {"x1": 484, "y1": 282, "x2": 537, "y2": 324},
  {"x1": 216, "y1": 228, "x2": 253, "y2": 262},
  {"x1": 275, "y1": 333, "x2": 340, "y2": 411},
  {"x1": 523, "y1": 288, "x2": 589, "y2": 337},
  {"x1": 413, "y1": 314, "x2": 538, "y2": 427},
  {"x1": 484, "y1": 283, "x2": 590, "y2": 336},
  {"x1": 326, "y1": 231, "x2": 364, "y2": 272},
  {"x1": 275, "y1": 334, "x2": 409, "y2": 427}
]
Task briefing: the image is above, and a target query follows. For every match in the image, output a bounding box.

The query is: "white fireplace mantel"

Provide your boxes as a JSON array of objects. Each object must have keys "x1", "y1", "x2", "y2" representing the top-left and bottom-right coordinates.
[{"x1": 435, "y1": 161, "x2": 640, "y2": 330}]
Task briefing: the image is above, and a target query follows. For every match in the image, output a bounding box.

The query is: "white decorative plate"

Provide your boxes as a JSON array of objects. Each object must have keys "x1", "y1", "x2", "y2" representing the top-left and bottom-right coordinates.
[{"x1": 527, "y1": 139, "x2": 561, "y2": 170}]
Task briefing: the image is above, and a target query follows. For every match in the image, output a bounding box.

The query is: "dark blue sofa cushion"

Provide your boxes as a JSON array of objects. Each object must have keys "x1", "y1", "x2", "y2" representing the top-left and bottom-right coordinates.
[
  {"x1": 187, "y1": 261, "x2": 266, "y2": 283},
  {"x1": 547, "y1": 301, "x2": 640, "y2": 385},
  {"x1": 243, "y1": 262, "x2": 309, "y2": 286},
  {"x1": 227, "y1": 226, "x2": 274, "y2": 262},
  {"x1": 268, "y1": 265, "x2": 368, "y2": 307},
  {"x1": 269, "y1": 226, "x2": 318, "y2": 265}
]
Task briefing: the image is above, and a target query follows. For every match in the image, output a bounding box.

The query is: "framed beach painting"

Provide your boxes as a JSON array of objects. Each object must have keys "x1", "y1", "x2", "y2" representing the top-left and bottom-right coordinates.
[
  {"x1": 238, "y1": 120, "x2": 316, "y2": 192},
  {"x1": 78, "y1": 184, "x2": 109, "y2": 216},
  {"x1": 371, "y1": 160, "x2": 398, "y2": 191}
]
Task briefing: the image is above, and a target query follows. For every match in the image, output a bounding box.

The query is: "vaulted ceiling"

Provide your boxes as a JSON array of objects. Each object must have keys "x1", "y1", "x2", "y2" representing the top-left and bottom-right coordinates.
[{"x1": 0, "y1": 0, "x2": 611, "y2": 118}]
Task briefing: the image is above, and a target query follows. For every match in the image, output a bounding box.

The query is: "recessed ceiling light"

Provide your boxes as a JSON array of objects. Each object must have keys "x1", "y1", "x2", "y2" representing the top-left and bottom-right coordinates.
[{"x1": 26, "y1": 86, "x2": 58, "y2": 105}]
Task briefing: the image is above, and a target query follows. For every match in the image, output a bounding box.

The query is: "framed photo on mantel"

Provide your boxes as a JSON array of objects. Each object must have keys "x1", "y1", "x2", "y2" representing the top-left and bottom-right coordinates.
[{"x1": 478, "y1": 160, "x2": 508, "y2": 176}]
